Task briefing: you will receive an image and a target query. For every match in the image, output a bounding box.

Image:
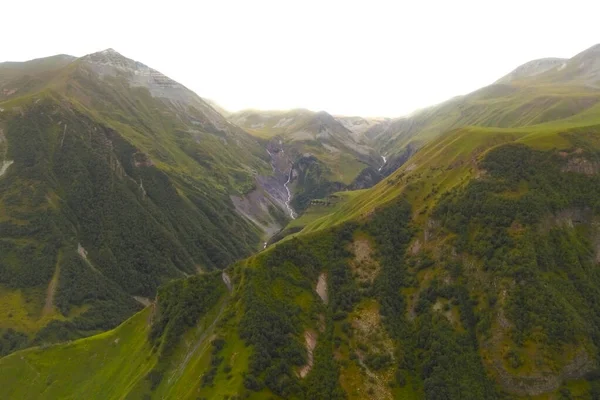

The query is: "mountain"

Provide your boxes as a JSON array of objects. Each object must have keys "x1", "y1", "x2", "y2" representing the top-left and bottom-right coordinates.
[
  {"x1": 365, "y1": 43, "x2": 600, "y2": 175},
  {"x1": 230, "y1": 109, "x2": 385, "y2": 215},
  {"x1": 334, "y1": 115, "x2": 390, "y2": 137},
  {"x1": 0, "y1": 49, "x2": 289, "y2": 350},
  {"x1": 5, "y1": 43, "x2": 600, "y2": 400},
  {"x1": 495, "y1": 57, "x2": 567, "y2": 84}
]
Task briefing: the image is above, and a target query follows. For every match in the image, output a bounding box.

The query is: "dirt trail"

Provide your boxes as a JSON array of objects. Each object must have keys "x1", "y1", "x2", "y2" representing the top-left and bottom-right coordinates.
[{"x1": 43, "y1": 260, "x2": 61, "y2": 317}]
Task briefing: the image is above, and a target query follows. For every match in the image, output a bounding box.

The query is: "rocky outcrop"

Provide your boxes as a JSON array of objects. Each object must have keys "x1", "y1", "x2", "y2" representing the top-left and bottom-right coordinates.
[
  {"x1": 298, "y1": 330, "x2": 317, "y2": 378},
  {"x1": 349, "y1": 237, "x2": 381, "y2": 284},
  {"x1": 562, "y1": 157, "x2": 600, "y2": 175},
  {"x1": 81, "y1": 49, "x2": 239, "y2": 136},
  {"x1": 132, "y1": 152, "x2": 154, "y2": 167},
  {"x1": 0, "y1": 160, "x2": 13, "y2": 178},
  {"x1": 222, "y1": 272, "x2": 232, "y2": 292},
  {"x1": 316, "y1": 273, "x2": 328, "y2": 304}
]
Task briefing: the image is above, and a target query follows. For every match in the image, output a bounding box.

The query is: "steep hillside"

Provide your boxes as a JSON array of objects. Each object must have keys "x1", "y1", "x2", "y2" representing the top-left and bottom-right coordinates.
[
  {"x1": 6, "y1": 125, "x2": 600, "y2": 399},
  {"x1": 367, "y1": 43, "x2": 600, "y2": 170},
  {"x1": 230, "y1": 109, "x2": 384, "y2": 214},
  {"x1": 5, "y1": 102, "x2": 600, "y2": 399},
  {"x1": 0, "y1": 50, "x2": 287, "y2": 352},
  {"x1": 0, "y1": 54, "x2": 76, "y2": 97},
  {"x1": 5, "y1": 44, "x2": 600, "y2": 400},
  {"x1": 495, "y1": 58, "x2": 567, "y2": 84}
]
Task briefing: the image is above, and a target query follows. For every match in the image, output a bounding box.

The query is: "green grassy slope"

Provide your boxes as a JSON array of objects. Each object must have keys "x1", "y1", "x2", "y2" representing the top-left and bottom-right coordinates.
[
  {"x1": 0, "y1": 51, "x2": 278, "y2": 351},
  {"x1": 292, "y1": 98, "x2": 600, "y2": 237},
  {"x1": 367, "y1": 45, "x2": 600, "y2": 170},
  {"x1": 0, "y1": 54, "x2": 76, "y2": 99},
  {"x1": 0, "y1": 273, "x2": 231, "y2": 400},
  {"x1": 4, "y1": 122, "x2": 600, "y2": 398},
  {"x1": 0, "y1": 308, "x2": 155, "y2": 400}
]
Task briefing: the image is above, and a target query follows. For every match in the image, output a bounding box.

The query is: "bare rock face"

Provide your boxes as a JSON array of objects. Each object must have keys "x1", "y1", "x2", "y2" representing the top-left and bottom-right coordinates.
[
  {"x1": 316, "y1": 273, "x2": 328, "y2": 304},
  {"x1": 80, "y1": 49, "x2": 235, "y2": 134},
  {"x1": 132, "y1": 152, "x2": 154, "y2": 168},
  {"x1": 298, "y1": 330, "x2": 317, "y2": 378},
  {"x1": 562, "y1": 157, "x2": 600, "y2": 175},
  {"x1": 82, "y1": 48, "x2": 186, "y2": 99}
]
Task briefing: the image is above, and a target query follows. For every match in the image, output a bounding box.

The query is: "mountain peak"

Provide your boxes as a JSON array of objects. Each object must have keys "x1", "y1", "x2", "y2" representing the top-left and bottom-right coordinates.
[
  {"x1": 82, "y1": 48, "x2": 136, "y2": 67},
  {"x1": 77, "y1": 48, "x2": 217, "y2": 111}
]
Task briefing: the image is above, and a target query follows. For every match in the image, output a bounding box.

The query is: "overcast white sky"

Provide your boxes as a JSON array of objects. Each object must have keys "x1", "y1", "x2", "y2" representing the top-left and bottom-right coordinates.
[{"x1": 2, "y1": 0, "x2": 599, "y2": 117}]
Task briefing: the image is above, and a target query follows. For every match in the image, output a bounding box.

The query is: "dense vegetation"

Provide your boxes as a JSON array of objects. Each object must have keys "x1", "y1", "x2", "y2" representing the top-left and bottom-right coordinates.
[
  {"x1": 238, "y1": 223, "x2": 356, "y2": 398},
  {"x1": 150, "y1": 273, "x2": 225, "y2": 358},
  {"x1": 0, "y1": 92, "x2": 262, "y2": 351},
  {"x1": 146, "y1": 272, "x2": 225, "y2": 390},
  {"x1": 436, "y1": 143, "x2": 600, "y2": 344},
  {"x1": 365, "y1": 199, "x2": 498, "y2": 399},
  {"x1": 290, "y1": 155, "x2": 345, "y2": 213}
]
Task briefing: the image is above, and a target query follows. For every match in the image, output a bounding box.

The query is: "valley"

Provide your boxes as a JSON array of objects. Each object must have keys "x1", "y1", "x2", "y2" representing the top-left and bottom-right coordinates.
[{"x1": 2, "y1": 42, "x2": 600, "y2": 400}]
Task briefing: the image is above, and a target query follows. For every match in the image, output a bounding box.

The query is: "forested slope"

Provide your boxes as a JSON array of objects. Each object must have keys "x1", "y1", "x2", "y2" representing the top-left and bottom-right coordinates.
[
  {"x1": 0, "y1": 50, "x2": 278, "y2": 352},
  {"x1": 5, "y1": 124, "x2": 600, "y2": 398}
]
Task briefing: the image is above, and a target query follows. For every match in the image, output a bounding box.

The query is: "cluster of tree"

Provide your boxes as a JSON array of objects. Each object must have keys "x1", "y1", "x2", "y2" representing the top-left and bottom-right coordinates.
[
  {"x1": 145, "y1": 272, "x2": 225, "y2": 391},
  {"x1": 238, "y1": 224, "x2": 356, "y2": 398},
  {"x1": 201, "y1": 338, "x2": 226, "y2": 387},
  {"x1": 365, "y1": 198, "x2": 498, "y2": 399},
  {"x1": 290, "y1": 155, "x2": 345, "y2": 213},
  {"x1": 149, "y1": 273, "x2": 224, "y2": 358},
  {"x1": 0, "y1": 99, "x2": 261, "y2": 355},
  {"x1": 435, "y1": 143, "x2": 600, "y2": 346},
  {"x1": 0, "y1": 328, "x2": 28, "y2": 357}
]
